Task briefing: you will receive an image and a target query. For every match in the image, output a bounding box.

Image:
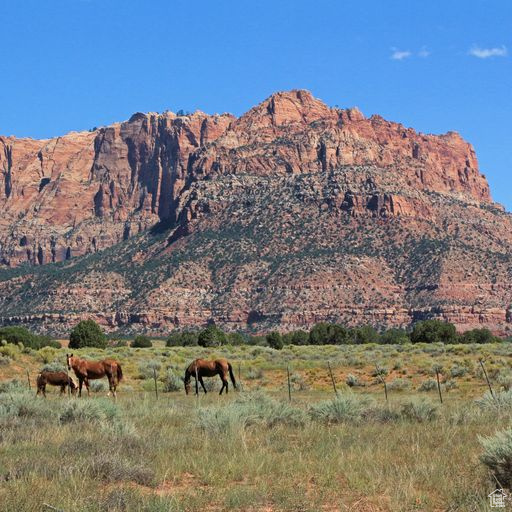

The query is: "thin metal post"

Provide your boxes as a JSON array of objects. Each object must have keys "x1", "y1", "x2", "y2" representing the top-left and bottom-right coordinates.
[{"x1": 327, "y1": 361, "x2": 338, "y2": 396}]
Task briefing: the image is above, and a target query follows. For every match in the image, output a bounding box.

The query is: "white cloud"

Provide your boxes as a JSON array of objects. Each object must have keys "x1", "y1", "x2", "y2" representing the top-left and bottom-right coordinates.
[
  {"x1": 391, "y1": 49, "x2": 412, "y2": 61},
  {"x1": 418, "y1": 47, "x2": 430, "y2": 58},
  {"x1": 468, "y1": 45, "x2": 507, "y2": 58}
]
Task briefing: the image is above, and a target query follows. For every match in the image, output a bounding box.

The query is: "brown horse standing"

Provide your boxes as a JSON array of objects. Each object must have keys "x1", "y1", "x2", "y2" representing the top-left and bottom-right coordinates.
[
  {"x1": 36, "y1": 371, "x2": 77, "y2": 397},
  {"x1": 184, "y1": 358, "x2": 237, "y2": 395},
  {"x1": 67, "y1": 354, "x2": 123, "y2": 398}
]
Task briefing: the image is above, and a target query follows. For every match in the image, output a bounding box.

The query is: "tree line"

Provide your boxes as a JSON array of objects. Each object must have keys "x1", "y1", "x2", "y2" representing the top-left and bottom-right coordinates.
[{"x1": 0, "y1": 319, "x2": 507, "y2": 350}]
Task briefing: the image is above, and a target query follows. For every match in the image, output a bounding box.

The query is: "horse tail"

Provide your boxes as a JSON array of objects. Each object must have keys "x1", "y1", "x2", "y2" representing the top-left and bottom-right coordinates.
[
  {"x1": 116, "y1": 363, "x2": 123, "y2": 382},
  {"x1": 228, "y1": 363, "x2": 237, "y2": 389}
]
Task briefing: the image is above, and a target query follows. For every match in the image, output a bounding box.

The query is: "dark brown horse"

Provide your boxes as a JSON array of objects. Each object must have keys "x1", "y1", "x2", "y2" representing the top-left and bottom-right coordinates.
[
  {"x1": 67, "y1": 354, "x2": 123, "y2": 398},
  {"x1": 36, "y1": 371, "x2": 77, "y2": 397},
  {"x1": 184, "y1": 358, "x2": 237, "y2": 395}
]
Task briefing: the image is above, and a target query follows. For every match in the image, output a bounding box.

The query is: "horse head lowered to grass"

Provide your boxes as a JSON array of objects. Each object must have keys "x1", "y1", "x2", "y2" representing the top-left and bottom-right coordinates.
[
  {"x1": 184, "y1": 358, "x2": 237, "y2": 395},
  {"x1": 66, "y1": 354, "x2": 123, "y2": 398}
]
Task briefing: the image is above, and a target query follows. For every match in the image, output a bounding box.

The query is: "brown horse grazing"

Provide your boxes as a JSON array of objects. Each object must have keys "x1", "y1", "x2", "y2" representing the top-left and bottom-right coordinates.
[
  {"x1": 184, "y1": 358, "x2": 237, "y2": 395},
  {"x1": 36, "y1": 371, "x2": 77, "y2": 397},
  {"x1": 66, "y1": 354, "x2": 123, "y2": 398}
]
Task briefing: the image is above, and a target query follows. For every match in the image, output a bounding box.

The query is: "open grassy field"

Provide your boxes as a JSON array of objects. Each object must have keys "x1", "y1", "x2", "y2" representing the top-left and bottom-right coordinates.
[{"x1": 1, "y1": 342, "x2": 512, "y2": 511}]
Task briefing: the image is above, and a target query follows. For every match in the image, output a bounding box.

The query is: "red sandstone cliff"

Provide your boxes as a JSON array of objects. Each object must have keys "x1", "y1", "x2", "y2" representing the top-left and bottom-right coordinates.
[{"x1": 0, "y1": 90, "x2": 510, "y2": 334}]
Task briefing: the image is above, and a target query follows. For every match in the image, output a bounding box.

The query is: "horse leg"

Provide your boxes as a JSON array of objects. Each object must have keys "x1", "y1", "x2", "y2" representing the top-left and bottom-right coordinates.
[
  {"x1": 195, "y1": 375, "x2": 199, "y2": 396},
  {"x1": 78, "y1": 378, "x2": 83, "y2": 397},
  {"x1": 60, "y1": 385, "x2": 65, "y2": 395},
  {"x1": 199, "y1": 376, "x2": 207, "y2": 394},
  {"x1": 84, "y1": 379, "x2": 90, "y2": 397},
  {"x1": 109, "y1": 375, "x2": 117, "y2": 399},
  {"x1": 219, "y1": 377, "x2": 226, "y2": 395}
]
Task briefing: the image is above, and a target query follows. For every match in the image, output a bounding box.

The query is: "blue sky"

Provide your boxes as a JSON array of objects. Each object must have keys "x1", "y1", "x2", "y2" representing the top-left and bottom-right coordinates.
[{"x1": 1, "y1": 0, "x2": 510, "y2": 209}]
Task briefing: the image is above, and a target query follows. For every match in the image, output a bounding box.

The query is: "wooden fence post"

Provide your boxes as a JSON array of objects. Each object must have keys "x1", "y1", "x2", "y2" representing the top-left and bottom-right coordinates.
[
  {"x1": 479, "y1": 359, "x2": 495, "y2": 400},
  {"x1": 327, "y1": 361, "x2": 338, "y2": 396},
  {"x1": 153, "y1": 368, "x2": 158, "y2": 400},
  {"x1": 238, "y1": 362, "x2": 243, "y2": 392},
  {"x1": 375, "y1": 364, "x2": 388, "y2": 402},
  {"x1": 26, "y1": 369, "x2": 31, "y2": 391},
  {"x1": 435, "y1": 367, "x2": 443, "y2": 404},
  {"x1": 286, "y1": 364, "x2": 292, "y2": 402}
]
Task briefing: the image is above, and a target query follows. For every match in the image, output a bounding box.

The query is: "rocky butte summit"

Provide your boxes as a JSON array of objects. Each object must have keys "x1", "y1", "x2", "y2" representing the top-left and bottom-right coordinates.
[{"x1": 0, "y1": 90, "x2": 511, "y2": 335}]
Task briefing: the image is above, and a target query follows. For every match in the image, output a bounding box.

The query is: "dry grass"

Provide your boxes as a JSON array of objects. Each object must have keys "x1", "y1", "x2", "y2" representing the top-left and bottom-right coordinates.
[{"x1": 1, "y1": 342, "x2": 511, "y2": 510}]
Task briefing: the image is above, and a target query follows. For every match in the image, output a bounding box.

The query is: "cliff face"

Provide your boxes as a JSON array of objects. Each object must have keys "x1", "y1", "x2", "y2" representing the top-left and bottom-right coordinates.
[{"x1": 0, "y1": 90, "x2": 510, "y2": 334}]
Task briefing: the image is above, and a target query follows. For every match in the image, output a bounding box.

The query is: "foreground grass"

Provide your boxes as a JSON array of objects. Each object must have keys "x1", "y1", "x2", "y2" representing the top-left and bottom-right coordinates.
[
  {"x1": 2, "y1": 343, "x2": 512, "y2": 510},
  {"x1": 0, "y1": 386, "x2": 509, "y2": 511}
]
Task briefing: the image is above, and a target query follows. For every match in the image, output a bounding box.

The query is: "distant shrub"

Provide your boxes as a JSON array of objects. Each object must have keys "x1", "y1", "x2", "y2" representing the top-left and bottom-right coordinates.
[
  {"x1": 460, "y1": 328, "x2": 499, "y2": 344},
  {"x1": 197, "y1": 326, "x2": 226, "y2": 348},
  {"x1": 227, "y1": 332, "x2": 245, "y2": 345},
  {"x1": 0, "y1": 343, "x2": 20, "y2": 360},
  {"x1": 410, "y1": 320, "x2": 457, "y2": 344},
  {"x1": 498, "y1": 372, "x2": 512, "y2": 391},
  {"x1": 131, "y1": 335, "x2": 152, "y2": 348},
  {"x1": 88, "y1": 453, "x2": 155, "y2": 486},
  {"x1": 0, "y1": 390, "x2": 52, "y2": 420},
  {"x1": 400, "y1": 399, "x2": 438, "y2": 422},
  {"x1": 41, "y1": 361, "x2": 67, "y2": 372},
  {"x1": 138, "y1": 360, "x2": 161, "y2": 379},
  {"x1": 283, "y1": 330, "x2": 309, "y2": 345},
  {"x1": 290, "y1": 373, "x2": 309, "y2": 391},
  {"x1": 309, "y1": 323, "x2": 349, "y2": 345},
  {"x1": 198, "y1": 392, "x2": 306, "y2": 433},
  {"x1": 418, "y1": 379, "x2": 437, "y2": 392},
  {"x1": 380, "y1": 328, "x2": 410, "y2": 345},
  {"x1": 246, "y1": 368, "x2": 264, "y2": 380},
  {"x1": 166, "y1": 331, "x2": 198, "y2": 347},
  {"x1": 351, "y1": 325, "x2": 380, "y2": 344},
  {"x1": 387, "y1": 378, "x2": 411, "y2": 391},
  {"x1": 480, "y1": 428, "x2": 512, "y2": 489},
  {"x1": 309, "y1": 395, "x2": 374, "y2": 424},
  {"x1": 0, "y1": 326, "x2": 58, "y2": 350},
  {"x1": 266, "y1": 331, "x2": 283, "y2": 350},
  {"x1": 345, "y1": 374, "x2": 362, "y2": 387},
  {"x1": 37, "y1": 346, "x2": 59, "y2": 364},
  {"x1": 450, "y1": 365, "x2": 468, "y2": 378},
  {"x1": 163, "y1": 371, "x2": 183, "y2": 392},
  {"x1": 69, "y1": 320, "x2": 107, "y2": 349},
  {"x1": 0, "y1": 355, "x2": 10, "y2": 366},
  {"x1": 476, "y1": 390, "x2": 512, "y2": 411},
  {"x1": 444, "y1": 379, "x2": 457, "y2": 391},
  {"x1": 60, "y1": 398, "x2": 119, "y2": 424},
  {"x1": 89, "y1": 380, "x2": 108, "y2": 393}
]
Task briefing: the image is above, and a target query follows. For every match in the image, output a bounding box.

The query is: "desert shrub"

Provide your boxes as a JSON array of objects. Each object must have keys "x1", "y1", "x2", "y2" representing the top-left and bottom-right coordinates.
[
  {"x1": 138, "y1": 360, "x2": 161, "y2": 379},
  {"x1": 444, "y1": 379, "x2": 457, "y2": 391},
  {"x1": 166, "y1": 331, "x2": 199, "y2": 346},
  {"x1": 410, "y1": 320, "x2": 457, "y2": 344},
  {"x1": 418, "y1": 379, "x2": 437, "y2": 392},
  {"x1": 37, "y1": 346, "x2": 60, "y2": 364},
  {"x1": 0, "y1": 390, "x2": 52, "y2": 421},
  {"x1": 290, "y1": 373, "x2": 309, "y2": 391},
  {"x1": 88, "y1": 454, "x2": 155, "y2": 486},
  {"x1": 131, "y1": 335, "x2": 152, "y2": 348},
  {"x1": 498, "y1": 372, "x2": 512, "y2": 391},
  {"x1": 246, "y1": 368, "x2": 264, "y2": 380},
  {"x1": 69, "y1": 320, "x2": 107, "y2": 349},
  {"x1": 89, "y1": 380, "x2": 108, "y2": 393},
  {"x1": 197, "y1": 325, "x2": 226, "y2": 347},
  {"x1": 480, "y1": 428, "x2": 512, "y2": 489},
  {"x1": 0, "y1": 379, "x2": 24, "y2": 394},
  {"x1": 283, "y1": 330, "x2": 309, "y2": 345},
  {"x1": 197, "y1": 392, "x2": 306, "y2": 433},
  {"x1": 400, "y1": 399, "x2": 438, "y2": 422},
  {"x1": 387, "y1": 378, "x2": 411, "y2": 391},
  {"x1": 266, "y1": 331, "x2": 283, "y2": 350},
  {"x1": 450, "y1": 365, "x2": 468, "y2": 378},
  {"x1": 345, "y1": 374, "x2": 362, "y2": 387},
  {"x1": 60, "y1": 398, "x2": 119, "y2": 424},
  {"x1": 163, "y1": 370, "x2": 183, "y2": 392},
  {"x1": 0, "y1": 343, "x2": 20, "y2": 360},
  {"x1": 371, "y1": 365, "x2": 388, "y2": 378},
  {"x1": 476, "y1": 390, "x2": 512, "y2": 411},
  {"x1": 0, "y1": 355, "x2": 10, "y2": 366},
  {"x1": 41, "y1": 361, "x2": 67, "y2": 372},
  {"x1": 309, "y1": 395, "x2": 374, "y2": 424}
]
